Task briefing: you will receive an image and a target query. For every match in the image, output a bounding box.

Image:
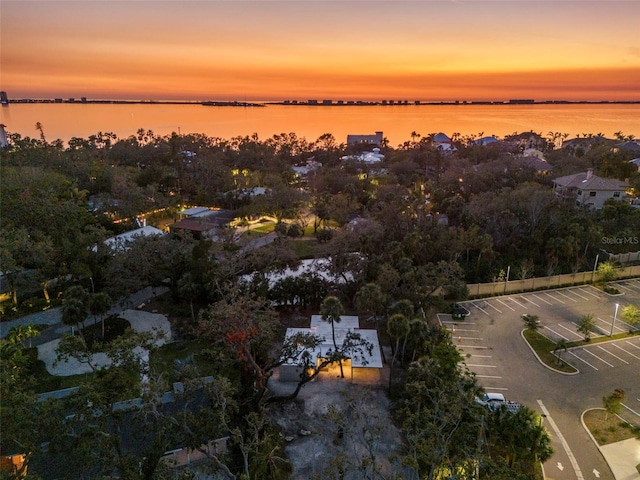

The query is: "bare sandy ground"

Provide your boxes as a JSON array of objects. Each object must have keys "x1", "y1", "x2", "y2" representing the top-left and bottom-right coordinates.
[
  {"x1": 267, "y1": 368, "x2": 408, "y2": 480},
  {"x1": 37, "y1": 309, "x2": 171, "y2": 376}
]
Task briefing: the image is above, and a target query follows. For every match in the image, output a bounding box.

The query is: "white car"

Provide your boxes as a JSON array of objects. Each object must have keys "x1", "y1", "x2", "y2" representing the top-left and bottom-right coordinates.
[{"x1": 476, "y1": 392, "x2": 521, "y2": 413}]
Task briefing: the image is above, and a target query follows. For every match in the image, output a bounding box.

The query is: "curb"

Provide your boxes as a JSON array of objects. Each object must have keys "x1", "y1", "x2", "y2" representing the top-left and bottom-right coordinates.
[{"x1": 520, "y1": 329, "x2": 579, "y2": 375}]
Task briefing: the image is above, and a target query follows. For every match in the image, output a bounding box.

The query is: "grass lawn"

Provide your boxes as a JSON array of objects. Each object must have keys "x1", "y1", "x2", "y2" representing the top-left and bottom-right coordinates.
[
  {"x1": 583, "y1": 409, "x2": 640, "y2": 445},
  {"x1": 522, "y1": 329, "x2": 577, "y2": 373}
]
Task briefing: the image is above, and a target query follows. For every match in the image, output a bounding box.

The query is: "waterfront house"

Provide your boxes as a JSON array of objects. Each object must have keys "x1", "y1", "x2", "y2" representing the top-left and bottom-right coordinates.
[
  {"x1": 347, "y1": 131, "x2": 383, "y2": 146},
  {"x1": 552, "y1": 169, "x2": 629, "y2": 209}
]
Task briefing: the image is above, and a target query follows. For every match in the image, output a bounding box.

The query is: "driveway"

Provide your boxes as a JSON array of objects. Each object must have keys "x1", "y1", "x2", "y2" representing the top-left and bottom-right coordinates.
[{"x1": 37, "y1": 309, "x2": 171, "y2": 376}]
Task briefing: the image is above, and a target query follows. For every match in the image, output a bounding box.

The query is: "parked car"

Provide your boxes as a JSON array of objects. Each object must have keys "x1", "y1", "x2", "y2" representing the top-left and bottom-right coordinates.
[
  {"x1": 452, "y1": 303, "x2": 470, "y2": 320},
  {"x1": 475, "y1": 392, "x2": 521, "y2": 413}
]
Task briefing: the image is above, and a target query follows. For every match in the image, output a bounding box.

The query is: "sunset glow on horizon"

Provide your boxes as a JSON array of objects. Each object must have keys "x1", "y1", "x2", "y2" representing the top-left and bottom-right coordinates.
[{"x1": 2, "y1": 0, "x2": 639, "y2": 103}]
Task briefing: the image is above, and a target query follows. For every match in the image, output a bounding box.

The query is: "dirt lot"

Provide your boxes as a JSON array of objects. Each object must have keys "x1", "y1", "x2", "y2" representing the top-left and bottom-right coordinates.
[{"x1": 267, "y1": 370, "x2": 408, "y2": 480}]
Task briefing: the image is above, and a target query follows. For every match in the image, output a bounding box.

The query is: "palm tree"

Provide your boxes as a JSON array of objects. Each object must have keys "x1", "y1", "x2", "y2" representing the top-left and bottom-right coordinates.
[
  {"x1": 89, "y1": 292, "x2": 112, "y2": 339},
  {"x1": 6, "y1": 324, "x2": 40, "y2": 348},
  {"x1": 577, "y1": 314, "x2": 596, "y2": 342},
  {"x1": 35, "y1": 122, "x2": 46, "y2": 143},
  {"x1": 320, "y1": 295, "x2": 345, "y2": 378},
  {"x1": 553, "y1": 339, "x2": 568, "y2": 365},
  {"x1": 387, "y1": 313, "x2": 410, "y2": 368},
  {"x1": 61, "y1": 286, "x2": 90, "y2": 337},
  {"x1": 521, "y1": 314, "x2": 540, "y2": 331}
]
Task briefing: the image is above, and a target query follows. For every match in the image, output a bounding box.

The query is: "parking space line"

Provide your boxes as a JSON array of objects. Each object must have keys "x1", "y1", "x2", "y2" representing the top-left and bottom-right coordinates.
[
  {"x1": 467, "y1": 364, "x2": 497, "y2": 368},
  {"x1": 544, "y1": 326, "x2": 571, "y2": 341},
  {"x1": 613, "y1": 343, "x2": 640, "y2": 361},
  {"x1": 597, "y1": 317, "x2": 627, "y2": 335},
  {"x1": 555, "y1": 291, "x2": 577, "y2": 302},
  {"x1": 469, "y1": 354, "x2": 492, "y2": 358},
  {"x1": 475, "y1": 375, "x2": 502, "y2": 379},
  {"x1": 616, "y1": 283, "x2": 638, "y2": 293},
  {"x1": 596, "y1": 345, "x2": 629, "y2": 364},
  {"x1": 531, "y1": 293, "x2": 552, "y2": 305},
  {"x1": 484, "y1": 302, "x2": 502, "y2": 313},
  {"x1": 619, "y1": 281, "x2": 640, "y2": 291},
  {"x1": 621, "y1": 403, "x2": 640, "y2": 418},
  {"x1": 582, "y1": 348, "x2": 614, "y2": 367},
  {"x1": 520, "y1": 296, "x2": 540, "y2": 307},
  {"x1": 557, "y1": 324, "x2": 583, "y2": 339},
  {"x1": 568, "y1": 350, "x2": 598, "y2": 370},
  {"x1": 544, "y1": 292, "x2": 564, "y2": 304},
  {"x1": 495, "y1": 298, "x2": 516, "y2": 311},
  {"x1": 508, "y1": 297, "x2": 528, "y2": 309},
  {"x1": 470, "y1": 302, "x2": 491, "y2": 316},
  {"x1": 626, "y1": 340, "x2": 640, "y2": 351},
  {"x1": 578, "y1": 287, "x2": 601, "y2": 298},
  {"x1": 567, "y1": 289, "x2": 589, "y2": 301}
]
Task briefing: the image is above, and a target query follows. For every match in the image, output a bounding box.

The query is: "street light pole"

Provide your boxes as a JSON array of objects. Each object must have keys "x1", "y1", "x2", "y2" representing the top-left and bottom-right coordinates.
[{"x1": 610, "y1": 303, "x2": 619, "y2": 337}]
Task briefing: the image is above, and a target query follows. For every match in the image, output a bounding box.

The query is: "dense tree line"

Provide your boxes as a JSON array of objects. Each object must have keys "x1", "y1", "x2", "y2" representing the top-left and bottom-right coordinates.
[{"x1": 1, "y1": 126, "x2": 637, "y2": 478}]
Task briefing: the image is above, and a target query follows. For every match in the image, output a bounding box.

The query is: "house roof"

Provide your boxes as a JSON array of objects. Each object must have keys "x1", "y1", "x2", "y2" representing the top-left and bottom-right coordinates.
[
  {"x1": 519, "y1": 156, "x2": 552, "y2": 171},
  {"x1": 170, "y1": 218, "x2": 217, "y2": 232},
  {"x1": 100, "y1": 226, "x2": 165, "y2": 252},
  {"x1": 283, "y1": 315, "x2": 383, "y2": 369},
  {"x1": 552, "y1": 171, "x2": 628, "y2": 191},
  {"x1": 179, "y1": 207, "x2": 211, "y2": 216},
  {"x1": 617, "y1": 141, "x2": 640, "y2": 152},
  {"x1": 433, "y1": 132, "x2": 451, "y2": 143}
]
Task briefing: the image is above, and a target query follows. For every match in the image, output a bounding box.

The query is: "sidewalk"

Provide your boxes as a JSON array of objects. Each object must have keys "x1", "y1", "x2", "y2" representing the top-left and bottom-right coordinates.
[
  {"x1": 581, "y1": 409, "x2": 640, "y2": 480},
  {"x1": 0, "y1": 286, "x2": 169, "y2": 343}
]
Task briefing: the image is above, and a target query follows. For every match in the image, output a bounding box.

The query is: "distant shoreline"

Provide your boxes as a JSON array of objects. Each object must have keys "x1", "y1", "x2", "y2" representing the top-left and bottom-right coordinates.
[{"x1": 4, "y1": 99, "x2": 640, "y2": 107}]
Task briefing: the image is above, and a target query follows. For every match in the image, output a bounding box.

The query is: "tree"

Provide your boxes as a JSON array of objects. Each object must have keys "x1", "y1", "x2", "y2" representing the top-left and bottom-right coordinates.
[
  {"x1": 577, "y1": 313, "x2": 596, "y2": 342},
  {"x1": 5, "y1": 324, "x2": 40, "y2": 348},
  {"x1": 602, "y1": 388, "x2": 625, "y2": 420},
  {"x1": 553, "y1": 339, "x2": 568, "y2": 365},
  {"x1": 61, "y1": 286, "x2": 90, "y2": 337},
  {"x1": 597, "y1": 261, "x2": 618, "y2": 285},
  {"x1": 320, "y1": 295, "x2": 345, "y2": 378},
  {"x1": 485, "y1": 406, "x2": 553, "y2": 473},
  {"x1": 521, "y1": 314, "x2": 540, "y2": 332},
  {"x1": 387, "y1": 313, "x2": 410, "y2": 369},
  {"x1": 89, "y1": 291, "x2": 112, "y2": 339},
  {"x1": 354, "y1": 282, "x2": 387, "y2": 325},
  {"x1": 620, "y1": 304, "x2": 640, "y2": 327}
]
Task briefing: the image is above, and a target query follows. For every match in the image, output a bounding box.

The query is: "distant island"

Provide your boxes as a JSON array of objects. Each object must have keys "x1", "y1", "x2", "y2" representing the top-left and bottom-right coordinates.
[{"x1": 3, "y1": 95, "x2": 640, "y2": 107}]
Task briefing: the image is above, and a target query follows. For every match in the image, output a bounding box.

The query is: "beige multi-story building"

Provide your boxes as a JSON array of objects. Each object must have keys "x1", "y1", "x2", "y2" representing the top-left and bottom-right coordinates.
[{"x1": 552, "y1": 168, "x2": 629, "y2": 209}]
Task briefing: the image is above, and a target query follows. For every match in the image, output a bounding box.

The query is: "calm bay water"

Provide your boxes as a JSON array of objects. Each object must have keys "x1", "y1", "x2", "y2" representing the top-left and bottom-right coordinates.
[{"x1": 1, "y1": 103, "x2": 638, "y2": 147}]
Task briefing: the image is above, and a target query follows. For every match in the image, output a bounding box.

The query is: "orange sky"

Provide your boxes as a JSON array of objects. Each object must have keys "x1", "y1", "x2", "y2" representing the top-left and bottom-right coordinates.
[{"x1": 2, "y1": 1, "x2": 639, "y2": 102}]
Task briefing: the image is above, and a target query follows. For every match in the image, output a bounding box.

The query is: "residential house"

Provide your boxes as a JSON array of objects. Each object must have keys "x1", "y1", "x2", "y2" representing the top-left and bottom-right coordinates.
[
  {"x1": 279, "y1": 315, "x2": 383, "y2": 383},
  {"x1": 171, "y1": 209, "x2": 233, "y2": 240},
  {"x1": 552, "y1": 169, "x2": 629, "y2": 209},
  {"x1": 472, "y1": 135, "x2": 499, "y2": 146},
  {"x1": 433, "y1": 132, "x2": 456, "y2": 153},
  {"x1": 96, "y1": 225, "x2": 165, "y2": 252},
  {"x1": 629, "y1": 158, "x2": 640, "y2": 172},
  {"x1": 340, "y1": 147, "x2": 385, "y2": 164},
  {"x1": 347, "y1": 131, "x2": 383, "y2": 146}
]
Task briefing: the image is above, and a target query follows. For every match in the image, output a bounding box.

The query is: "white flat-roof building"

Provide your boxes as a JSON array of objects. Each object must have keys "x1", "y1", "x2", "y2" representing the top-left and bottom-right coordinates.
[
  {"x1": 98, "y1": 226, "x2": 165, "y2": 252},
  {"x1": 279, "y1": 315, "x2": 383, "y2": 383}
]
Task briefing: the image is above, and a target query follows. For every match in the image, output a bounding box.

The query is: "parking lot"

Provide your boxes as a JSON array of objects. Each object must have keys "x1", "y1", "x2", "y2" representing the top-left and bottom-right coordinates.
[{"x1": 441, "y1": 279, "x2": 640, "y2": 419}]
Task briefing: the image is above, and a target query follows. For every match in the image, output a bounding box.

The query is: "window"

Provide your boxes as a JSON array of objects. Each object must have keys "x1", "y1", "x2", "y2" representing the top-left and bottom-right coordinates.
[
  {"x1": 589, "y1": 191, "x2": 597, "y2": 197},
  {"x1": 577, "y1": 189, "x2": 582, "y2": 195},
  {"x1": 613, "y1": 192, "x2": 621, "y2": 198}
]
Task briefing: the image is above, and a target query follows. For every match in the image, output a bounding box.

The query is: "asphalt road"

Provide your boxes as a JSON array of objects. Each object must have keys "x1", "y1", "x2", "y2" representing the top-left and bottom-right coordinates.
[{"x1": 448, "y1": 279, "x2": 640, "y2": 480}]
